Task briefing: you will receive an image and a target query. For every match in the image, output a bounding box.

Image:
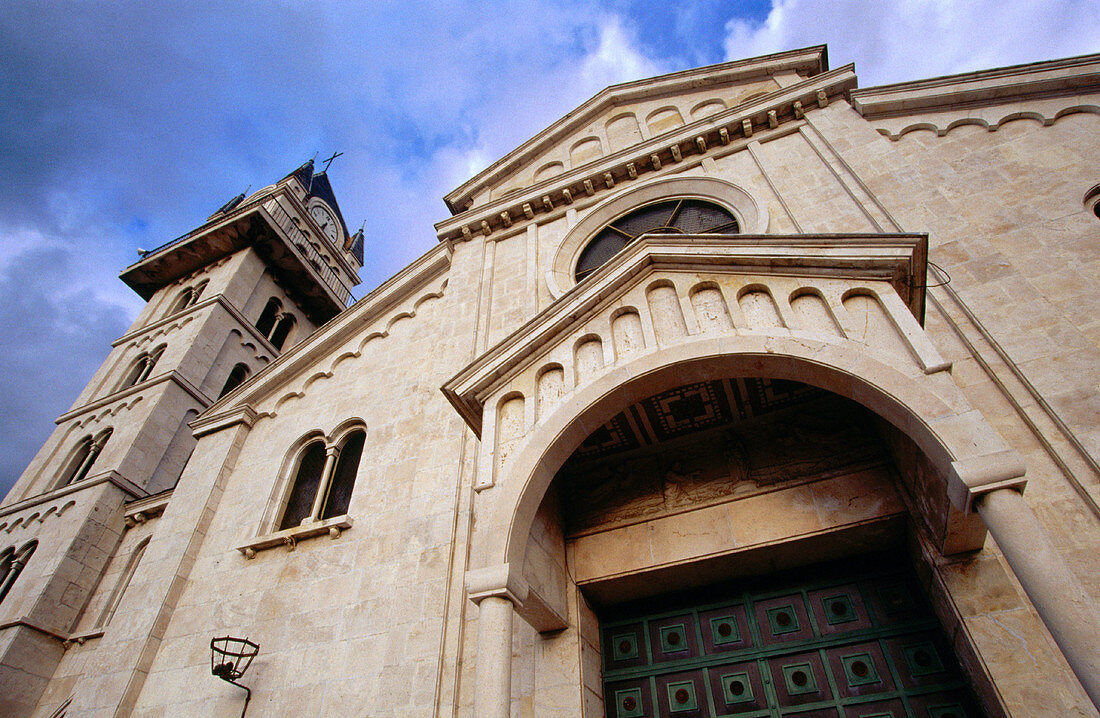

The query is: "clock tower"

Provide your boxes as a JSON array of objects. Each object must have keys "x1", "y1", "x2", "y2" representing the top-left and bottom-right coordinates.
[{"x1": 0, "y1": 159, "x2": 361, "y2": 715}]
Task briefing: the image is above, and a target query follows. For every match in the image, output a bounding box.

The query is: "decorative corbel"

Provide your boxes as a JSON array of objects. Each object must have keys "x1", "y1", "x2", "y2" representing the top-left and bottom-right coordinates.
[
  {"x1": 670, "y1": 144, "x2": 682, "y2": 162},
  {"x1": 626, "y1": 163, "x2": 637, "y2": 179},
  {"x1": 583, "y1": 179, "x2": 595, "y2": 196},
  {"x1": 499, "y1": 211, "x2": 512, "y2": 228},
  {"x1": 767, "y1": 110, "x2": 778, "y2": 129},
  {"x1": 480, "y1": 220, "x2": 491, "y2": 237},
  {"x1": 541, "y1": 195, "x2": 554, "y2": 212},
  {"x1": 742, "y1": 118, "x2": 753, "y2": 137},
  {"x1": 522, "y1": 203, "x2": 534, "y2": 219},
  {"x1": 461, "y1": 226, "x2": 472, "y2": 241},
  {"x1": 603, "y1": 172, "x2": 615, "y2": 189},
  {"x1": 719, "y1": 127, "x2": 730, "y2": 144},
  {"x1": 650, "y1": 153, "x2": 662, "y2": 171},
  {"x1": 816, "y1": 89, "x2": 829, "y2": 108},
  {"x1": 562, "y1": 188, "x2": 573, "y2": 204},
  {"x1": 793, "y1": 100, "x2": 804, "y2": 119},
  {"x1": 695, "y1": 136, "x2": 707, "y2": 153}
]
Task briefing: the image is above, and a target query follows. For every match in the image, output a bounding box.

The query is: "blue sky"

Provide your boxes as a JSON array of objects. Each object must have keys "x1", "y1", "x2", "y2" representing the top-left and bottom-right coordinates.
[{"x1": 1, "y1": 0, "x2": 1098, "y2": 498}]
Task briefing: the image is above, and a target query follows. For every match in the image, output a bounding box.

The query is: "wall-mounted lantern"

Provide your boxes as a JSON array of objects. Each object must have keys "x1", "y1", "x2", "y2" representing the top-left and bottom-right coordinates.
[{"x1": 210, "y1": 636, "x2": 259, "y2": 717}]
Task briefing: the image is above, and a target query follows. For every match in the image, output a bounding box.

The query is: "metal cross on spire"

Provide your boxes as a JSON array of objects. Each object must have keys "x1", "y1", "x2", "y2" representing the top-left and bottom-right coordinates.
[{"x1": 321, "y1": 151, "x2": 344, "y2": 173}]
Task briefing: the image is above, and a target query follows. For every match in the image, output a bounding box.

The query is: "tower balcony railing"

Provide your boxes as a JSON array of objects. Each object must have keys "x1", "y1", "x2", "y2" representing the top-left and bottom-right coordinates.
[
  {"x1": 262, "y1": 199, "x2": 354, "y2": 305},
  {"x1": 123, "y1": 190, "x2": 355, "y2": 312}
]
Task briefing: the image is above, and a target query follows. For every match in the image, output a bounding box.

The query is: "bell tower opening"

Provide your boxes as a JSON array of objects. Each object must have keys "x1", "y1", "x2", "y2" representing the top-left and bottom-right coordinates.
[{"x1": 541, "y1": 376, "x2": 988, "y2": 716}]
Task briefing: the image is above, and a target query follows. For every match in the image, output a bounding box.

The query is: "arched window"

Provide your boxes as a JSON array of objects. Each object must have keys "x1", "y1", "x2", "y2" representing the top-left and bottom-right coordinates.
[
  {"x1": 168, "y1": 281, "x2": 207, "y2": 316},
  {"x1": 278, "y1": 429, "x2": 365, "y2": 529},
  {"x1": 169, "y1": 288, "x2": 194, "y2": 315},
  {"x1": 0, "y1": 539, "x2": 38, "y2": 605},
  {"x1": 58, "y1": 428, "x2": 113, "y2": 486},
  {"x1": 95, "y1": 537, "x2": 150, "y2": 628},
  {"x1": 218, "y1": 363, "x2": 251, "y2": 399},
  {"x1": 269, "y1": 314, "x2": 295, "y2": 351},
  {"x1": 255, "y1": 298, "x2": 281, "y2": 338},
  {"x1": 120, "y1": 345, "x2": 166, "y2": 389},
  {"x1": 278, "y1": 441, "x2": 327, "y2": 530},
  {"x1": 574, "y1": 198, "x2": 738, "y2": 282},
  {"x1": 322, "y1": 430, "x2": 364, "y2": 520}
]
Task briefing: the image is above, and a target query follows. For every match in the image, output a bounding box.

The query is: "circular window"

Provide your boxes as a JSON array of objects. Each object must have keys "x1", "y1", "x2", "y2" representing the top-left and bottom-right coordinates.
[{"x1": 574, "y1": 198, "x2": 738, "y2": 282}]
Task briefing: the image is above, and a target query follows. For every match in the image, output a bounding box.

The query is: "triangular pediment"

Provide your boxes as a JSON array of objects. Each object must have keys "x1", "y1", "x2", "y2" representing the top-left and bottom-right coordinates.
[
  {"x1": 443, "y1": 46, "x2": 828, "y2": 214},
  {"x1": 442, "y1": 232, "x2": 928, "y2": 437}
]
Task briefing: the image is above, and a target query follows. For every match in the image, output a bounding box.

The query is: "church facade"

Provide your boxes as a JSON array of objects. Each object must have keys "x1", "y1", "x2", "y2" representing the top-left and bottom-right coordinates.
[{"x1": 2, "y1": 45, "x2": 1099, "y2": 717}]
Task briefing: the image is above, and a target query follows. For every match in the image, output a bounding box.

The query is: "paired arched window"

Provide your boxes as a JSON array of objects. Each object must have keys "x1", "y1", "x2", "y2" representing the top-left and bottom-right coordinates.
[
  {"x1": 255, "y1": 298, "x2": 296, "y2": 351},
  {"x1": 218, "y1": 363, "x2": 251, "y2": 399},
  {"x1": 574, "y1": 198, "x2": 739, "y2": 282},
  {"x1": 278, "y1": 429, "x2": 365, "y2": 530},
  {"x1": 119, "y1": 345, "x2": 166, "y2": 389},
  {"x1": 168, "y1": 280, "x2": 208, "y2": 316},
  {"x1": 58, "y1": 428, "x2": 113, "y2": 487},
  {"x1": 269, "y1": 314, "x2": 295, "y2": 350},
  {"x1": 0, "y1": 539, "x2": 38, "y2": 605}
]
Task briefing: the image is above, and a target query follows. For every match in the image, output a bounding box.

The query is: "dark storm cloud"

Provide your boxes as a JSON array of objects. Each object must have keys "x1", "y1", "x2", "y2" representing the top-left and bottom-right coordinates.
[
  {"x1": 6, "y1": 0, "x2": 1093, "y2": 499},
  {"x1": 0, "y1": 2, "x2": 675, "y2": 497},
  {"x1": 0, "y1": 247, "x2": 133, "y2": 488}
]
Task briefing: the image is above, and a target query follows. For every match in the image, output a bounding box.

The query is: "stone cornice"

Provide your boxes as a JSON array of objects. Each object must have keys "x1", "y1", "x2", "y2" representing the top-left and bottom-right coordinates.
[
  {"x1": 113, "y1": 295, "x2": 278, "y2": 359},
  {"x1": 0, "y1": 470, "x2": 147, "y2": 519},
  {"x1": 191, "y1": 404, "x2": 259, "y2": 438},
  {"x1": 441, "y1": 232, "x2": 927, "y2": 436},
  {"x1": 435, "y1": 65, "x2": 857, "y2": 243},
  {"x1": 851, "y1": 51, "x2": 1100, "y2": 118},
  {"x1": 444, "y1": 46, "x2": 828, "y2": 211},
  {"x1": 124, "y1": 488, "x2": 173, "y2": 525},
  {"x1": 55, "y1": 370, "x2": 211, "y2": 425}
]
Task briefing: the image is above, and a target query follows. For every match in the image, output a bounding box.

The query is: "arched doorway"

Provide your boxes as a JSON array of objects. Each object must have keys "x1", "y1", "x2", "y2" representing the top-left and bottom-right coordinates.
[
  {"x1": 449, "y1": 231, "x2": 1100, "y2": 714},
  {"x1": 544, "y1": 375, "x2": 984, "y2": 716}
]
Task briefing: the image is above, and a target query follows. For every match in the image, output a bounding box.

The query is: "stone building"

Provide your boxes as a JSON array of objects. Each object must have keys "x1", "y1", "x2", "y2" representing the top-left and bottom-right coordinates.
[{"x1": 1, "y1": 45, "x2": 1099, "y2": 717}]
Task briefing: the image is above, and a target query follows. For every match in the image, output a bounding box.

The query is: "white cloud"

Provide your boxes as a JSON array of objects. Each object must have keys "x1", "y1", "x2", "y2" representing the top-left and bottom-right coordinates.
[
  {"x1": 340, "y1": 11, "x2": 671, "y2": 291},
  {"x1": 723, "y1": 0, "x2": 1100, "y2": 86},
  {"x1": 578, "y1": 16, "x2": 665, "y2": 94}
]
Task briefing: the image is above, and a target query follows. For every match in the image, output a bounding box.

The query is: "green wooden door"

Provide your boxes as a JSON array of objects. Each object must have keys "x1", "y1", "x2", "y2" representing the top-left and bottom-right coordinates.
[{"x1": 600, "y1": 556, "x2": 981, "y2": 718}]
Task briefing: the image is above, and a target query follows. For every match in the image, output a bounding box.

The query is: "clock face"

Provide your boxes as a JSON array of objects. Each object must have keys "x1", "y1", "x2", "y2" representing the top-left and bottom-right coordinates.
[{"x1": 310, "y1": 205, "x2": 340, "y2": 242}]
